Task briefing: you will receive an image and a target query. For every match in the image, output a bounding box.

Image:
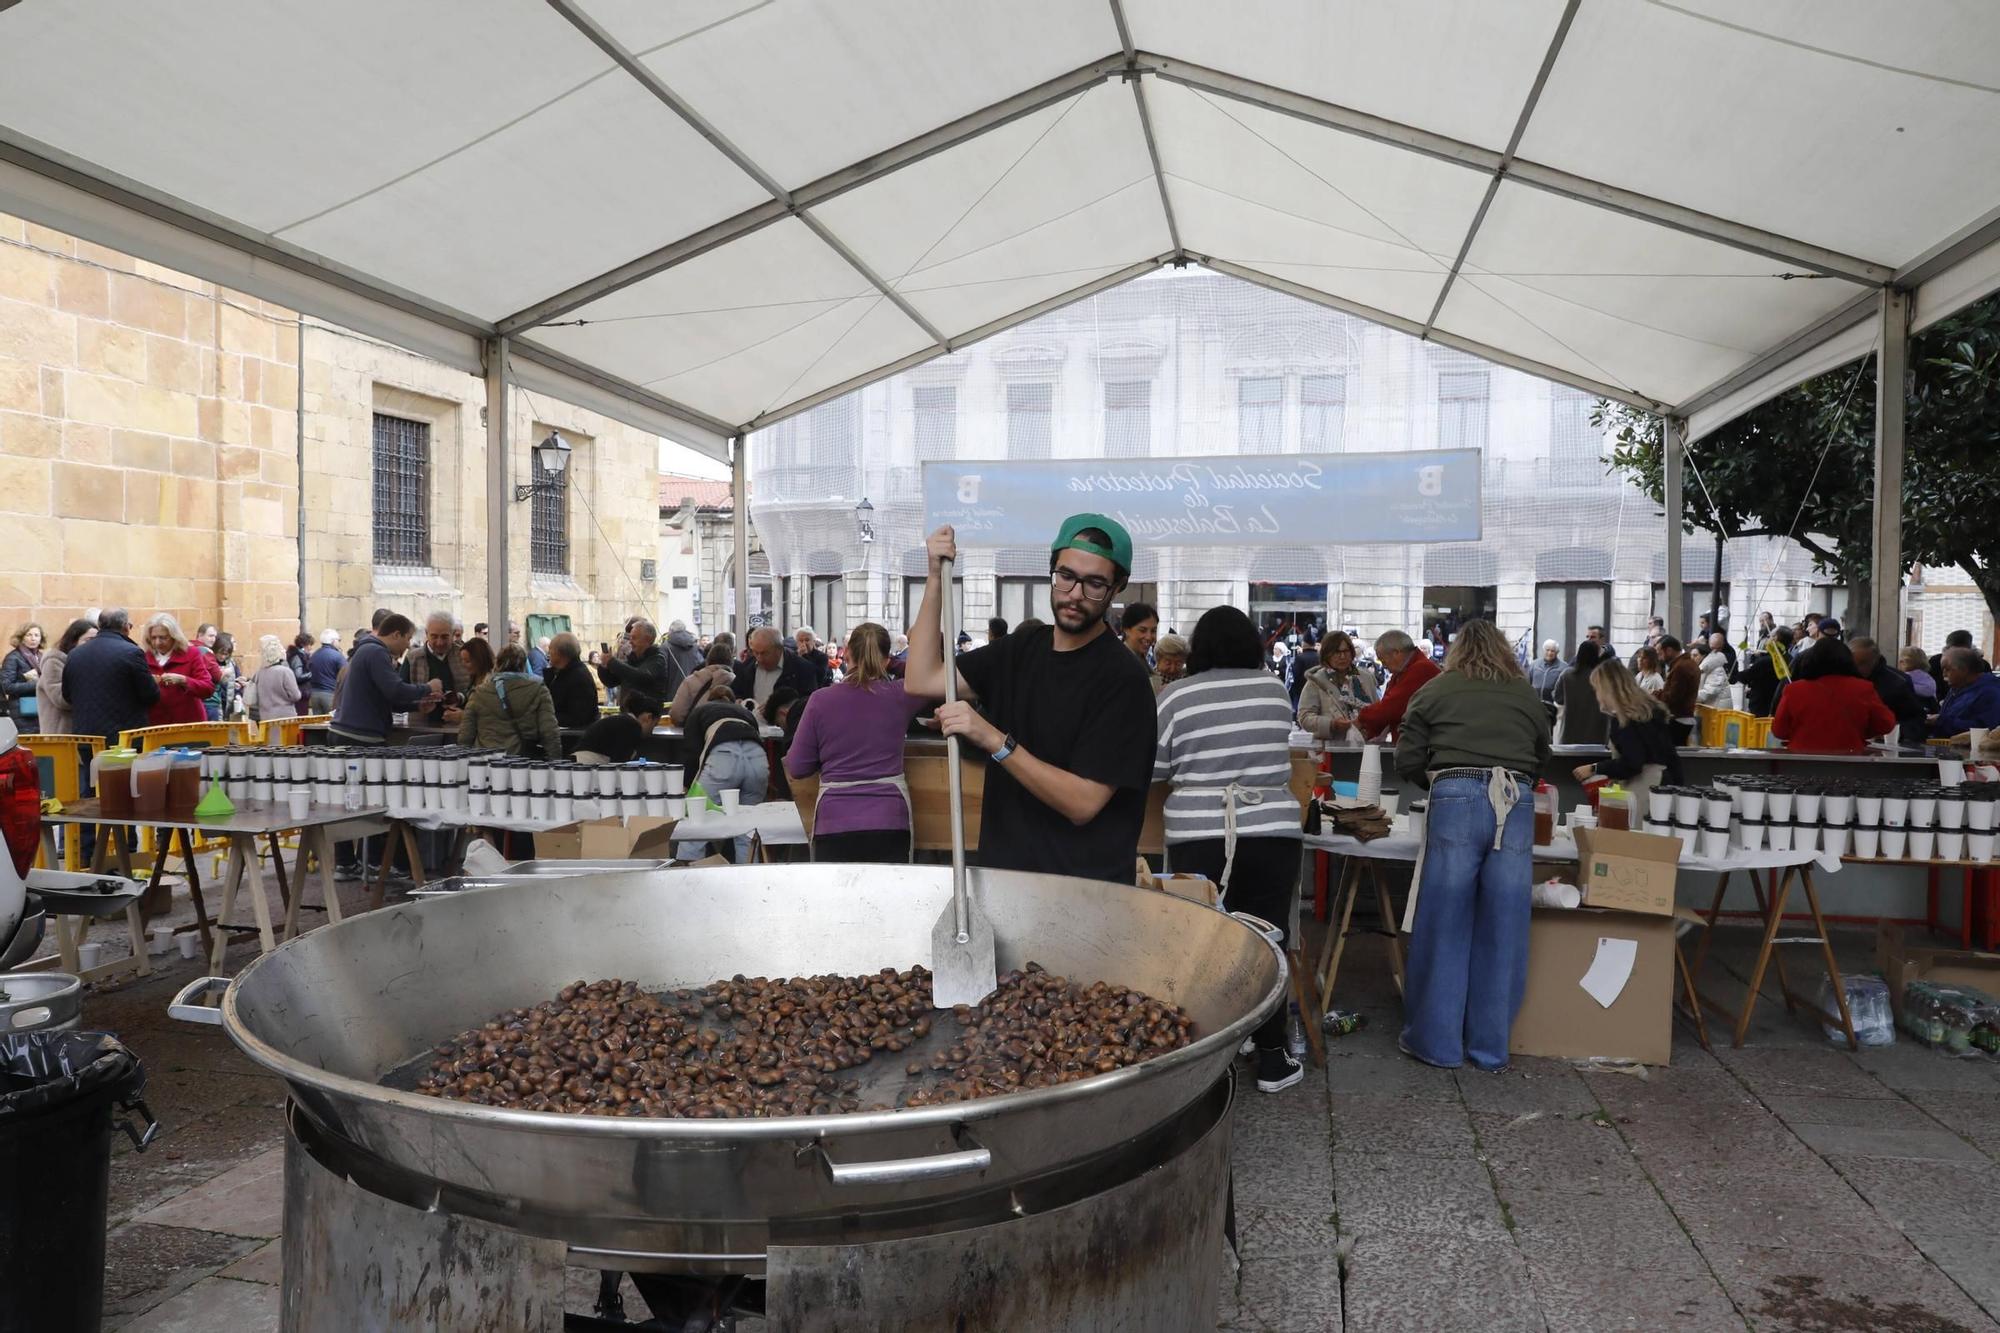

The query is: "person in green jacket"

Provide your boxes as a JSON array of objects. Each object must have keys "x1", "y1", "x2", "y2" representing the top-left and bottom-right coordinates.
[
  {"x1": 457, "y1": 643, "x2": 561, "y2": 758},
  {"x1": 1394, "y1": 619, "x2": 1552, "y2": 1072}
]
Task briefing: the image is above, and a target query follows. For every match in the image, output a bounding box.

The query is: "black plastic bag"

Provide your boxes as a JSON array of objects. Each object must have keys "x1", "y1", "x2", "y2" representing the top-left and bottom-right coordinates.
[{"x1": 0, "y1": 1030, "x2": 155, "y2": 1147}]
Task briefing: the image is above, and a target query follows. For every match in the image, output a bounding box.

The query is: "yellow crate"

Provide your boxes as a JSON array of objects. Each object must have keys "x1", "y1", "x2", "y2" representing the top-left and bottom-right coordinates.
[{"x1": 1697, "y1": 706, "x2": 1770, "y2": 750}]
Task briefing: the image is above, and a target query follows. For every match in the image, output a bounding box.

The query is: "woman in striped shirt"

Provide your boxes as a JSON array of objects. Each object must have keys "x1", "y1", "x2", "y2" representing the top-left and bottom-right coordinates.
[{"x1": 1154, "y1": 605, "x2": 1304, "y2": 1094}]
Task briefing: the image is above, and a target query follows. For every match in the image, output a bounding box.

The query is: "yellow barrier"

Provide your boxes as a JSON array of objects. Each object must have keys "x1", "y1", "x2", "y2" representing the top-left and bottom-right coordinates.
[
  {"x1": 258, "y1": 713, "x2": 331, "y2": 747},
  {"x1": 22, "y1": 733, "x2": 105, "y2": 870},
  {"x1": 116, "y1": 720, "x2": 253, "y2": 753}
]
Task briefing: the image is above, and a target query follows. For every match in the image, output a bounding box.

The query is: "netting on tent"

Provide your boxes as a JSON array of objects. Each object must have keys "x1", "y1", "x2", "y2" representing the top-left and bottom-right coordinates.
[{"x1": 748, "y1": 266, "x2": 1834, "y2": 644}]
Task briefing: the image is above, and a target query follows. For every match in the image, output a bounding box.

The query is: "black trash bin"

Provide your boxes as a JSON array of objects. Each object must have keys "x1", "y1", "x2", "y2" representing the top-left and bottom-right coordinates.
[{"x1": 0, "y1": 1030, "x2": 156, "y2": 1333}]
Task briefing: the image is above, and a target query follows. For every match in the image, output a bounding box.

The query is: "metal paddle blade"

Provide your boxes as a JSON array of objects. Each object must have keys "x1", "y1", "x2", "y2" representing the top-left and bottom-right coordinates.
[{"x1": 930, "y1": 890, "x2": 997, "y2": 1009}]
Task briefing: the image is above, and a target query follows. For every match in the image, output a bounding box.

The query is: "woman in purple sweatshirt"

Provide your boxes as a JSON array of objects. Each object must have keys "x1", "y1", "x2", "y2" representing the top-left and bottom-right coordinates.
[{"x1": 786, "y1": 623, "x2": 927, "y2": 863}]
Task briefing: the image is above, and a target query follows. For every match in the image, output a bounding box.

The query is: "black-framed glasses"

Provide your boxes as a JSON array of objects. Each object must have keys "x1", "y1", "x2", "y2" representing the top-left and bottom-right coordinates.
[{"x1": 1051, "y1": 566, "x2": 1115, "y2": 602}]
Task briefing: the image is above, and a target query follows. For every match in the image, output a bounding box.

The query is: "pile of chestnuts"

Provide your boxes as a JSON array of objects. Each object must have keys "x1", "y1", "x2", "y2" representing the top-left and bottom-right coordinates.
[{"x1": 410, "y1": 961, "x2": 1195, "y2": 1119}]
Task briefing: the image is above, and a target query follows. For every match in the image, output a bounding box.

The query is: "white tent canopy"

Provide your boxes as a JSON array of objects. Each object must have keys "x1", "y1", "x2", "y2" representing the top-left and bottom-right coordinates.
[{"x1": 3, "y1": 0, "x2": 1998, "y2": 459}]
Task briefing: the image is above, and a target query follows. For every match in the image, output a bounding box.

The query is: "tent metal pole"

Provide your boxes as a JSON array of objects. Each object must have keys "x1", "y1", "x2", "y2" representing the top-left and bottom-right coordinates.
[
  {"x1": 1871, "y1": 288, "x2": 1910, "y2": 647},
  {"x1": 732, "y1": 436, "x2": 751, "y2": 636},
  {"x1": 1664, "y1": 415, "x2": 1686, "y2": 640},
  {"x1": 486, "y1": 337, "x2": 511, "y2": 645}
]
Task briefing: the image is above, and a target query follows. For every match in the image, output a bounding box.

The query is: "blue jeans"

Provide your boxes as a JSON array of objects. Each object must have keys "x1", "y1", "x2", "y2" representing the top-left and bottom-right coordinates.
[
  {"x1": 1401, "y1": 771, "x2": 1534, "y2": 1071},
  {"x1": 675, "y1": 740, "x2": 769, "y2": 863}
]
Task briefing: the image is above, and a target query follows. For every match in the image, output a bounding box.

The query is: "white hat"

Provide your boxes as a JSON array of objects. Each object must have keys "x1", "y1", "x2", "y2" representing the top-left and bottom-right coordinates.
[{"x1": 319, "y1": 628, "x2": 340, "y2": 645}]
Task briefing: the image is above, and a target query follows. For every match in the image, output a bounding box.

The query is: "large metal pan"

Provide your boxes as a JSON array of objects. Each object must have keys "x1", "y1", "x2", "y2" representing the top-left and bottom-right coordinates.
[{"x1": 172, "y1": 863, "x2": 1282, "y2": 1265}]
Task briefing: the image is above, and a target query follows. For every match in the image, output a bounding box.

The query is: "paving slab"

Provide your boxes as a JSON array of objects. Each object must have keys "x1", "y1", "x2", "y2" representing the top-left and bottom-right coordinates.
[
  {"x1": 1235, "y1": 1202, "x2": 1343, "y2": 1262},
  {"x1": 1323, "y1": 1052, "x2": 1461, "y2": 1102},
  {"x1": 115, "y1": 1274, "x2": 280, "y2": 1333},
  {"x1": 1760, "y1": 1094, "x2": 1951, "y2": 1131},
  {"x1": 1341, "y1": 1233, "x2": 1540, "y2": 1333},
  {"x1": 1847, "y1": 1045, "x2": 2000, "y2": 1094},
  {"x1": 1824, "y1": 1156, "x2": 2000, "y2": 1238},
  {"x1": 1903, "y1": 1232, "x2": 2000, "y2": 1325},
  {"x1": 1703, "y1": 1244, "x2": 2000, "y2": 1333},
  {"x1": 1453, "y1": 1060, "x2": 1597, "y2": 1116},
  {"x1": 1328, "y1": 1094, "x2": 1475, "y2": 1158},
  {"x1": 1330, "y1": 1151, "x2": 1507, "y2": 1241},
  {"x1": 132, "y1": 1146, "x2": 284, "y2": 1239},
  {"x1": 1789, "y1": 1122, "x2": 1988, "y2": 1164},
  {"x1": 101, "y1": 1223, "x2": 259, "y2": 1325},
  {"x1": 1227, "y1": 1252, "x2": 1343, "y2": 1333},
  {"x1": 1905, "y1": 1091, "x2": 2000, "y2": 1156},
  {"x1": 1471, "y1": 1110, "x2": 1652, "y2": 1192},
  {"x1": 1649, "y1": 1165, "x2": 1890, "y2": 1254},
  {"x1": 1713, "y1": 1047, "x2": 1899, "y2": 1100},
  {"x1": 217, "y1": 1238, "x2": 282, "y2": 1285},
  {"x1": 1525, "y1": 1260, "x2": 1749, "y2": 1333},
  {"x1": 1500, "y1": 1181, "x2": 1710, "y2": 1276}
]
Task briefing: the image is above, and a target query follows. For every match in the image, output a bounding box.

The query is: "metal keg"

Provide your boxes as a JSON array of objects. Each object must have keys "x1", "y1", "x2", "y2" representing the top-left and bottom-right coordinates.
[{"x1": 0, "y1": 973, "x2": 84, "y2": 1035}]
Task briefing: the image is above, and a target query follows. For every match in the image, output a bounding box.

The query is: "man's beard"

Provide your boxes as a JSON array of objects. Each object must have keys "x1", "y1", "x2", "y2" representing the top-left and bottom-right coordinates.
[{"x1": 1050, "y1": 596, "x2": 1107, "y2": 634}]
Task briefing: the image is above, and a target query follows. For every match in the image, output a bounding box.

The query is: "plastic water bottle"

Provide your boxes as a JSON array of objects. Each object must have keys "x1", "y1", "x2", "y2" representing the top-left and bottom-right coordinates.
[
  {"x1": 1287, "y1": 1001, "x2": 1307, "y2": 1060},
  {"x1": 343, "y1": 757, "x2": 364, "y2": 812}
]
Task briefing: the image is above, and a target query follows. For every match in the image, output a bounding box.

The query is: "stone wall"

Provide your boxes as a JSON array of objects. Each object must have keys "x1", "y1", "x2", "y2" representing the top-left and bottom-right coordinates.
[
  {"x1": 0, "y1": 214, "x2": 301, "y2": 647},
  {"x1": 1, "y1": 211, "x2": 667, "y2": 655}
]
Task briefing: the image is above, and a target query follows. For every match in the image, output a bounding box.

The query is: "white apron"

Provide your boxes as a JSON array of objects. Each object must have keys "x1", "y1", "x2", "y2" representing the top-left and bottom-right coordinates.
[{"x1": 811, "y1": 774, "x2": 914, "y2": 862}]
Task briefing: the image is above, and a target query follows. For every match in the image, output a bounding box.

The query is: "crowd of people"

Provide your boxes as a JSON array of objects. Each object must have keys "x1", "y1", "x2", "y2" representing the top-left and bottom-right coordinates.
[{"x1": 17, "y1": 558, "x2": 2000, "y2": 1092}]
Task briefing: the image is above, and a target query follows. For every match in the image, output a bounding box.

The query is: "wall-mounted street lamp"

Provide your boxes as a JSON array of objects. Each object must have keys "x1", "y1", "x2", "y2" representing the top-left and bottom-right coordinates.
[
  {"x1": 513, "y1": 430, "x2": 572, "y2": 502},
  {"x1": 855, "y1": 495, "x2": 875, "y2": 545}
]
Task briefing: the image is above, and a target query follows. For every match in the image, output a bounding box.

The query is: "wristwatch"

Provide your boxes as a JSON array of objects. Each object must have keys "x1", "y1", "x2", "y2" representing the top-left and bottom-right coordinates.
[{"x1": 990, "y1": 733, "x2": 1018, "y2": 764}]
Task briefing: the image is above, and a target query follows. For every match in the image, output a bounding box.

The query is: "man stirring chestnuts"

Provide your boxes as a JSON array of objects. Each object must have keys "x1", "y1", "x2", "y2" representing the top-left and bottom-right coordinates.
[{"x1": 906, "y1": 514, "x2": 1156, "y2": 883}]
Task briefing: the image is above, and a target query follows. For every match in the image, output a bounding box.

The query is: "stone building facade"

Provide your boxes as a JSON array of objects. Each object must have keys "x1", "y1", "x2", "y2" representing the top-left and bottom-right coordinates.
[{"x1": 0, "y1": 212, "x2": 669, "y2": 655}]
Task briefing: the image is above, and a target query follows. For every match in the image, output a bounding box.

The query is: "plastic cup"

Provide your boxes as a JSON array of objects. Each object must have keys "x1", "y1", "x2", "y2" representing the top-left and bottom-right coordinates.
[
  {"x1": 1795, "y1": 792, "x2": 1822, "y2": 822},
  {"x1": 1704, "y1": 796, "x2": 1732, "y2": 827},
  {"x1": 528, "y1": 765, "x2": 551, "y2": 794},
  {"x1": 78, "y1": 942, "x2": 104, "y2": 971},
  {"x1": 1911, "y1": 829, "x2": 1937, "y2": 860},
  {"x1": 1795, "y1": 822, "x2": 1821, "y2": 855},
  {"x1": 1823, "y1": 793, "x2": 1852, "y2": 824},
  {"x1": 422, "y1": 757, "x2": 443, "y2": 785},
  {"x1": 1768, "y1": 822, "x2": 1794, "y2": 852},
  {"x1": 1768, "y1": 791, "x2": 1795, "y2": 821},
  {"x1": 1700, "y1": 827, "x2": 1729, "y2": 860},
  {"x1": 1673, "y1": 792, "x2": 1702, "y2": 824},
  {"x1": 1974, "y1": 800, "x2": 1998, "y2": 833},
  {"x1": 1883, "y1": 827, "x2": 1908, "y2": 859},
  {"x1": 1856, "y1": 795, "x2": 1882, "y2": 823},
  {"x1": 618, "y1": 765, "x2": 642, "y2": 796},
  {"x1": 362, "y1": 755, "x2": 384, "y2": 782},
  {"x1": 666, "y1": 770, "x2": 686, "y2": 796},
  {"x1": 1647, "y1": 791, "x2": 1673, "y2": 822},
  {"x1": 719, "y1": 789, "x2": 741, "y2": 812},
  {"x1": 1884, "y1": 795, "x2": 1909, "y2": 826},
  {"x1": 1972, "y1": 832, "x2": 1996, "y2": 862},
  {"x1": 1378, "y1": 791, "x2": 1399, "y2": 817},
  {"x1": 1854, "y1": 825, "x2": 1881, "y2": 858},
  {"x1": 148, "y1": 925, "x2": 172, "y2": 956},
  {"x1": 251, "y1": 751, "x2": 275, "y2": 779},
  {"x1": 1940, "y1": 796, "x2": 1966, "y2": 830},
  {"x1": 642, "y1": 765, "x2": 667, "y2": 796},
  {"x1": 550, "y1": 795, "x2": 573, "y2": 824},
  {"x1": 1939, "y1": 831, "x2": 1966, "y2": 861},
  {"x1": 288, "y1": 753, "x2": 309, "y2": 781},
  {"x1": 1739, "y1": 820, "x2": 1766, "y2": 852},
  {"x1": 382, "y1": 755, "x2": 405, "y2": 782},
  {"x1": 177, "y1": 933, "x2": 200, "y2": 960},
  {"x1": 666, "y1": 798, "x2": 688, "y2": 820},
  {"x1": 288, "y1": 788, "x2": 310, "y2": 821},
  {"x1": 595, "y1": 768, "x2": 618, "y2": 797},
  {"x1": 1739, "y1": 789, "x2": 1767, "y2": 819},
  {"x1": 1823, "y1": 825, "x2": 1850, "y2": 858},
  {"x1": 1911, "y1": 796, "x2": 1938, "y2": 828}
]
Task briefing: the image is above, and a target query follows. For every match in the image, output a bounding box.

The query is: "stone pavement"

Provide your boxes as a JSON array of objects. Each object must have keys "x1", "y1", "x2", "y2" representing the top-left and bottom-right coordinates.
[{"x1": 41, "y1": 869, "x2": 2000, "y2": 1331}]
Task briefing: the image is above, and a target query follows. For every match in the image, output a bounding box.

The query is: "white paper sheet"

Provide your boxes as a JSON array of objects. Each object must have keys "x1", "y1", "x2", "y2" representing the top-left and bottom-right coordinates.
[{"x1": 1579, "y1": 937, "x2": 1638, "y2": 1009}]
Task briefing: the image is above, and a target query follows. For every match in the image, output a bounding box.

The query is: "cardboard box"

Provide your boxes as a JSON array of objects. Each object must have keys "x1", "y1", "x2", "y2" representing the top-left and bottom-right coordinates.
[
  {"x1": 1572, "y1": 827, "x2": 1679, "y2": 918},
  {"x1": 535, "y1": 816, "x2": 679, "y2": 862},
  {"x1": 1876, "y1": 922, "x2": 2000, "y2": 1017},
  {"x1": 1510, "y1": 905, "x2": 1675, "y2": 1065},
  {"x1": 1133, "y1": 862, "x2": 1220, "y2": 907}
]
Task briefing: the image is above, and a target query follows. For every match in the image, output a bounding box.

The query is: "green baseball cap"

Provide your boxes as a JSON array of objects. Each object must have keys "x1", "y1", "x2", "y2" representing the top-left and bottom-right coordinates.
[{"x1": 1051, "y1": 512, "x2": 1133, "y2": 576}]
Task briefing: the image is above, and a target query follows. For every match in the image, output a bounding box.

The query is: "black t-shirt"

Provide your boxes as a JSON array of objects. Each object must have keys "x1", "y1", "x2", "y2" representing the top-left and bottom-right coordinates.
[{"x1": 956, "y1": 625, "x2": 1157, "y2": 883}]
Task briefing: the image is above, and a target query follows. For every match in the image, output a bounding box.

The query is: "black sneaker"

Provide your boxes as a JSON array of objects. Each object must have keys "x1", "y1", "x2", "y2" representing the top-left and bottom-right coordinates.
[
  {"x1": 1254, "y1": 1047, "x2": 1304, "y2": 1094},
  {"x1": 333, "y1": 863, "x2": 362, "y2": 882}
]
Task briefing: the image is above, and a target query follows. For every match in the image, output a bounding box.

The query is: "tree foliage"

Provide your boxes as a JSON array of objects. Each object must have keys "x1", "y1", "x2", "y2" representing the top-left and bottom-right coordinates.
[{"x1": 1599, "y1": 293, "x2": 2000, "y2": 630}]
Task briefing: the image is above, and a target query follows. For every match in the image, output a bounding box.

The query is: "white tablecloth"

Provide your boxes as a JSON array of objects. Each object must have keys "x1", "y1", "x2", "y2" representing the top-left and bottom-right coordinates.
[
  {"x1": 1303, "y1": 831, "x2": 1841, "y2": 877},
  {"x1": 672, "y1": 802, "x2": 808, "y2": 847}
]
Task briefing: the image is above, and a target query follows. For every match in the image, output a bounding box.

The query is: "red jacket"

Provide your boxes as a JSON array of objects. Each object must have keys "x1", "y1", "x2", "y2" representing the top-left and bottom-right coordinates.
[
  {"x1": 1357, "y1": 653, "x2": 1440, "y2": 741},
  {"x1": 1771, "y1": 675, "x2": 1896, "y2": 754},
  {"x1": 146, "y1": 643, "x2": 215, "y2": 726}
]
